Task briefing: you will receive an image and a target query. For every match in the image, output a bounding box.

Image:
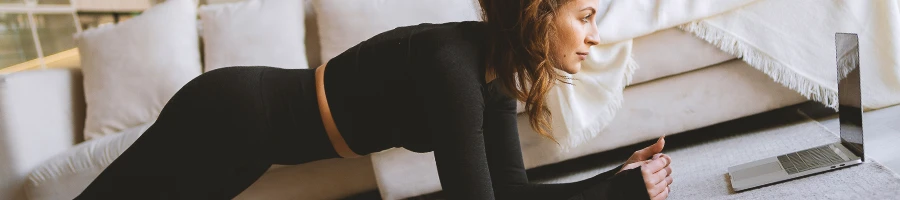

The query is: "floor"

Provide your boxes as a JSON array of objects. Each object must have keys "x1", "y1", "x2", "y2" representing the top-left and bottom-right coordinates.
[
  {"x1": 811, "y1": 104, "x2": 900, "y2": 172},
  {"x1": 346, "y1": 101, "x2": 900, "y2": 200}
]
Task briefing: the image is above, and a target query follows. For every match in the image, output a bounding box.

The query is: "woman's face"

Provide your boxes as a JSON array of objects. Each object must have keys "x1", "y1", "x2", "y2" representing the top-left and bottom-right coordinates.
[{"x1": 551, "y1": 0, "x2": 600, "y2": 74}]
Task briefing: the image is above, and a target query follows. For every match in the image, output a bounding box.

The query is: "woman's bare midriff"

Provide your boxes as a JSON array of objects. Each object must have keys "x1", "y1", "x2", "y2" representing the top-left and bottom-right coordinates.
[{"x1": 315, "y1": 63, "x2": 362, "y2": 158}]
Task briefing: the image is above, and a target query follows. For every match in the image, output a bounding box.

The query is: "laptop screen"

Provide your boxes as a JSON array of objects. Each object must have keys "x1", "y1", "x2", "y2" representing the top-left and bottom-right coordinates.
[{"x1": 836, "y1": 33, "x2": 864, "y2": 158}]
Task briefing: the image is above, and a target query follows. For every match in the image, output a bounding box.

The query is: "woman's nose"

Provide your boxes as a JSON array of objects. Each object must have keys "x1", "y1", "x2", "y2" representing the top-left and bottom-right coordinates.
[
  {"x1": 586, "y1": 25, "x2": 600, "y2": 45},
  {"x1": 586, "y1": 36, "x2": 599, "y2": 46}
]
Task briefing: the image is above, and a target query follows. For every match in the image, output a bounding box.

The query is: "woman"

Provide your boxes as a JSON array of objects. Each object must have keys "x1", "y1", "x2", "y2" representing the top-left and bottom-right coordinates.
[{"x1": 77, "y1": 0, "x2": 674, "y2": 199}]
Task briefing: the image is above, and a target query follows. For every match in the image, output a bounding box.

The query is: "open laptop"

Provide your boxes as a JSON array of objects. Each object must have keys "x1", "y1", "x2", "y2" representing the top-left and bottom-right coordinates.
[{"x1": 727, "y1": 33, "x2": 865, "y2": 192}]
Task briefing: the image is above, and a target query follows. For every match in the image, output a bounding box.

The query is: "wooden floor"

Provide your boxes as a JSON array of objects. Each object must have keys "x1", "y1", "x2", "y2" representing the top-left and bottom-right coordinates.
[{"x1": 346, "y1": 101, "x2": 900, "y2": 200}]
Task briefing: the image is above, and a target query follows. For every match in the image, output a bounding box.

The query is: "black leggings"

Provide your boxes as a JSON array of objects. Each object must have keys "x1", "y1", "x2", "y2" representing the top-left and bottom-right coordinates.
[{"x1": 76, "y1": 67, "x2": 340, "y2": 199}]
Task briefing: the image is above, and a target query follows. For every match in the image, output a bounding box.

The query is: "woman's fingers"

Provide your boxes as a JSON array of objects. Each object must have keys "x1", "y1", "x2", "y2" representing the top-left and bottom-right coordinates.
[
  {"x1": 660, "y1": 154, "x2": 673, "y2": 166},
  {"x1": 642, "y1": 155, "x2": 674, "y2": 199},
  {"x1": 644, "y1": 165, "x2": 671, "y2": 187},
  {"x1": 651, "y1": 166, "x2": 672, "y2": 183},
  {"x1": 642, "y1": 155, "x2": 670, "y2": 175},
  {"x1": 639, "y1": 153, "x2": 673, "y2": 199},
  {"x1": 649, "y1": 175, "x2": 672, "y2": 197},
  {"x1": 651, "y1": 187, "x2": 670, "y2": 200}
]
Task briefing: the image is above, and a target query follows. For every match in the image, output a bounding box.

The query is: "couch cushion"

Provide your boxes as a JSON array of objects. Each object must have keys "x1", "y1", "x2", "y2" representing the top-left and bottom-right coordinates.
[
  {"x1": 235, "y1": 157, "x2": 377, "y2": 200},
  {"x1": 312, "y1": 0, "x2": 481, "y2": 62},
  {"x1": 629, "y1": 28, "x2": 736, "y2": 86},
  {"x1": 24, "y1": 122, "x2": 152, "y2": 200},
  {"x1": 199, "y1": 0, "x2": 310, "y2": 71},
  {"x1": 0, "y1": 69, "x2": 85, "y2": 200},
  {"x1": 76, "y1": 0, "x2": 202, "y2": 140}
]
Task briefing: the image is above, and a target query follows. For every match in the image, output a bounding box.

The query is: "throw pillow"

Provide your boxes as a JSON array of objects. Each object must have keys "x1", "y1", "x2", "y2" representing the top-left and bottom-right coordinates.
[
  {"x1": 199, "y1": 0, "x2": 309, "y2": 71},
  {"x1": 312, "y1": 0, "x2": 481, "y2": 62},
  {"x1": 77, "y1": 0, "x2": 202, "y2": 140}
]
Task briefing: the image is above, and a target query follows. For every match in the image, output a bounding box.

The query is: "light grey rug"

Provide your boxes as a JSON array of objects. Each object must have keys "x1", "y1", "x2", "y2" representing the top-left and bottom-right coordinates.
[{"x1": 538, "y1": 119, "x2": 900, "y2": 199}]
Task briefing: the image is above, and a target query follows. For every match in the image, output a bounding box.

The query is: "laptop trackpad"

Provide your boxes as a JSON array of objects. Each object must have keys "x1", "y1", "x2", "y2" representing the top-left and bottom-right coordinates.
[{"x1": 731, "y1": 161, "x2": 783, "y2": 180}]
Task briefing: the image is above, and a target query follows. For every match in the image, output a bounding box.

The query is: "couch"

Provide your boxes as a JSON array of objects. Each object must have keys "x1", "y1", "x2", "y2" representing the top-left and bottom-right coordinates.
[{"x1": 0, "y1": 0, "x2": 809, "y2": 199}]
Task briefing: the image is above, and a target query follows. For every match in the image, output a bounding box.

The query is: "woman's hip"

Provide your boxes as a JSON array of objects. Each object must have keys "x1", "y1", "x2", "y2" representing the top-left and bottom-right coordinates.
[{"x1": 158, "y1": 66, "x2": 338, "y2": 164}]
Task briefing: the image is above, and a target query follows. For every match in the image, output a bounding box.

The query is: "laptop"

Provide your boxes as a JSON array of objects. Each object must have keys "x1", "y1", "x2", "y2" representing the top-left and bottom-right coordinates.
[{"x1": 727, "y1": 33, "x2": 865, "y2": 192}]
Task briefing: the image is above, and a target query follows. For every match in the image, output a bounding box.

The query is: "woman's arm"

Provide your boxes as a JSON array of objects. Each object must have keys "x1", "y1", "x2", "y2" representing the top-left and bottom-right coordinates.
[
  {"x1": 421, "y1": 64, "x2": 649, "y2": 199},
  {"x1": 410, "y1": 25, "x2": 660, "y2": 199},
  {"x1": 415, "y1": 35, "x2": 498, "y2": 199},
  {"x1": 480, "y1": 96, "x2": 650, "y2": 200}
]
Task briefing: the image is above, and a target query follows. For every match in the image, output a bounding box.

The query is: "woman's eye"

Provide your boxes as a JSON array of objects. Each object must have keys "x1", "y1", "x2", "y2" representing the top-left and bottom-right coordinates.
[{"x1": 581, "y1": 15, "x2": 592, "y2": 23}]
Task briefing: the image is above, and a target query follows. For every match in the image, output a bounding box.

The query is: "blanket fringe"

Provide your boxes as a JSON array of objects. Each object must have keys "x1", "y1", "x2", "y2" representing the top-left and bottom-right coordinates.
[
  {"x1": 623, "y1": 55, "x2": 639, "y2": 85},
  {"x1": 678, "y1": 21, "x2": 838, "y2": 109},
  {"x1": 558, "y1": 55, "x2": 640, "y2": 151}
]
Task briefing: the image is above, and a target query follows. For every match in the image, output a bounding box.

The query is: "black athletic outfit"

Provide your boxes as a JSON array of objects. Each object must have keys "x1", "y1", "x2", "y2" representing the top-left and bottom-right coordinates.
[{"x1": 77, "y1": 21, "x2": 648, "y2": 200}]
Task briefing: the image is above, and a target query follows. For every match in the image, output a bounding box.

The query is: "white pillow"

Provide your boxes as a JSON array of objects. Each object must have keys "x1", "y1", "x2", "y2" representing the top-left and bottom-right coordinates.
[
  {"x1": 312, "y1": 0, "x2": 481, "y2": 62},
  {"x1": 76, "y1": 0, "x2": 202, "y2": 140},
  {"x1": 199, "y1": 0, "x2": 308, "y2": 71}
]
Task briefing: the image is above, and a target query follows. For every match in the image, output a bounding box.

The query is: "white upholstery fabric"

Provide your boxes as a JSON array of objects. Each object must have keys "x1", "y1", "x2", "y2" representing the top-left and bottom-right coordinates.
[
  {"x1": 235, "y1": 157, "x2": 376, "y2": 200},
  {"x1": 312, "y1": 0, "x2": 481, "y2": 62},
  {"x1": 372, "y1": 60, "x2": 808, "y2": 200},
  {"x1": 0, "y1": 69, "x2": 85, "y2": 200},
  {"x1": 629, "y1": 28, "x2": 735, "y2": 86},
  {"x1": 24, "y1": 122, "x2": 152, "y2": 200},
  {"x1": 199, "y1": 0, "x2": 310, "y2": 71},
  {"x1": 76, "y1": 0, "x2": 202, "y2": 140},
  {"x1": 301, "y1": 0, "x2": 322, "y2": 68}
]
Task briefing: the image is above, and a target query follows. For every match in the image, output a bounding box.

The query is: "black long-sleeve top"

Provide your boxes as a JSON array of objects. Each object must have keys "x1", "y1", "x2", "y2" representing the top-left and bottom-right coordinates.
[{"x1": 322, "y1": 21, "x2": 648, "y2": 200}]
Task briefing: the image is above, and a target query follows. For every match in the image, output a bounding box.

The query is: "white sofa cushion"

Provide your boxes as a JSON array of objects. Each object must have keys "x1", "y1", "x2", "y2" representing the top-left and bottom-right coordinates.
[
  {"x1": 76, "y1": 0, "x2": 202, "y2": 140},
  {"x1": 24, "y1": 121, "x2": 152, "y2": 200},
  {"x1": 312, "y1": 0, "x2": 481, "y2": 62},
  {"x1": 199, "y1": 0, "x2": 309, "y2": 71},
  {"x1": 0, "y1": 69, "x2": 85, "y2": 200},
  {"x1": 629, "y1": 28, "x2": 735, "y2": 85}
]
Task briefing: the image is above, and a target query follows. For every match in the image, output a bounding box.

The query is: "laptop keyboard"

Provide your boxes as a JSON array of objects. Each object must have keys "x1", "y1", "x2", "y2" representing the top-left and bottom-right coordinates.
[{"x1": 777, "y1": 145, "x2": 846, "y2": 175}]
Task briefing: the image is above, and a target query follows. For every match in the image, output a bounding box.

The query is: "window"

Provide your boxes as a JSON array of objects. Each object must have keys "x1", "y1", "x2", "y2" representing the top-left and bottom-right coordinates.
[{"x1": 0, "y1": 0, "x2": 79, "y2": 71}]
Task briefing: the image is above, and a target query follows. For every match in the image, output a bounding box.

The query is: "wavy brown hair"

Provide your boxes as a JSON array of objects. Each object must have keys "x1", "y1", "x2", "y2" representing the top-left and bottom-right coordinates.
[{"x1": 478, "y1": 0, "x2": 572, "y2": 144}]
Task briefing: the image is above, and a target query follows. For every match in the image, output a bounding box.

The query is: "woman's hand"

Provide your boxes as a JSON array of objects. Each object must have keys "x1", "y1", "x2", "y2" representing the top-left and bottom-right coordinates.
[
  {"x1": 620, "y1": 136, "x2": 666, "y2": 172},
  {"x1": 617, "y1": 136, "x2": 673, "y2": 200}
]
